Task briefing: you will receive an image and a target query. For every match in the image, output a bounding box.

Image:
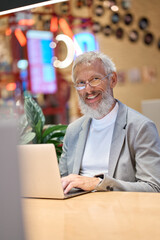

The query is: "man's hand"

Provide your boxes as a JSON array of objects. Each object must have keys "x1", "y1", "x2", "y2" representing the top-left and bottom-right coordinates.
[{"x1": 61, "y1": 174, "x2": 100, "y2": 194}]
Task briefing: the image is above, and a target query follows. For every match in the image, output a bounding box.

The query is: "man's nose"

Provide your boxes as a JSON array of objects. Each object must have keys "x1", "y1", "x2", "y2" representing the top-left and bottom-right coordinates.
[{"x1": 85, "y1": 81, "x2": 92, "y2": 91}]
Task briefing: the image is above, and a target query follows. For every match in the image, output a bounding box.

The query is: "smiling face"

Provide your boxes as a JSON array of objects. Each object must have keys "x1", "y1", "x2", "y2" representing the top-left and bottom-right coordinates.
[{"x1": 74, "y1": 59, "x2": 117, "y2": 118}]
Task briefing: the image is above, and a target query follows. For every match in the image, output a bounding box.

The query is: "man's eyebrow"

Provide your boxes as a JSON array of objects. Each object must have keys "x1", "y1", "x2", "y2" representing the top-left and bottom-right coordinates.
[{"x1": 77, "y1": 75, "x2": 102, "y2": 80}]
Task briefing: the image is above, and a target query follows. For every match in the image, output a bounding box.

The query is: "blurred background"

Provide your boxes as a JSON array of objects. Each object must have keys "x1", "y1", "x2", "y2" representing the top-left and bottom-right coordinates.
[{"x1": 0, "y1": 0, "x2": 160, "y2": 127}]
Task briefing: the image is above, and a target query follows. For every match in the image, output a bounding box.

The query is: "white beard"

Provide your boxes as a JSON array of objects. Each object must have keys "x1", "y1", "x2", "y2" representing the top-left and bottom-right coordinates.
[{"x1": 78, "y1": 89, "x2": 115, "y2": 119}]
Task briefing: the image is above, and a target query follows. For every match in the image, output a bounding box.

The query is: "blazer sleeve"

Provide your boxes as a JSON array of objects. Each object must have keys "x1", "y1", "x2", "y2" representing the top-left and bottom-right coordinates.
[
  {"x1": 58, "y1": 126, "x2": 70, "y2": 177},
  {"x1": 95, "y1": 120, "x2": 160, "y2": 192}
]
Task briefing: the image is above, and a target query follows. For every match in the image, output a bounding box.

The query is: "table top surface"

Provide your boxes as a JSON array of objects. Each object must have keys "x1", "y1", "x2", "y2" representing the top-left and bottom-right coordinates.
[{"x1": 22, "y1": 191, "x2": 160, "y2": 240}]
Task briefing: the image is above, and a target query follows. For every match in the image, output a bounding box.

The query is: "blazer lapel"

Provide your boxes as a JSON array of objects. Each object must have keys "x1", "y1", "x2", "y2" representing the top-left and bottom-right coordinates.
[
  {"x1": 72, "y1": 118, "x2": 91, "y2": 174},
  {"x1": 108, "y1": 101, "x2": 127, "y2": 177}
]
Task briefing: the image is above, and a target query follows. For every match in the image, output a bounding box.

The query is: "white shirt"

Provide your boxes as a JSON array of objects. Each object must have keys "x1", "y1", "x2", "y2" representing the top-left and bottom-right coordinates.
[{"x1": 80, "y1": 102, "x2": 119, "y2": 177}]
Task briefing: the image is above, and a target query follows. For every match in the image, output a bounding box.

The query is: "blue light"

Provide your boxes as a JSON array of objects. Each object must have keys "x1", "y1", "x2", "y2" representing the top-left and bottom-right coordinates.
[{"x1": 74, "y1": 32, "x2": 98, "y2": 53}]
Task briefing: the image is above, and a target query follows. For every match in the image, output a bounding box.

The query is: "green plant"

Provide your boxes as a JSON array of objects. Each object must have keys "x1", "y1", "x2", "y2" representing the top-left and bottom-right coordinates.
[{"x1": 19, "y1": 93, "x2": 67, "y2": 161}]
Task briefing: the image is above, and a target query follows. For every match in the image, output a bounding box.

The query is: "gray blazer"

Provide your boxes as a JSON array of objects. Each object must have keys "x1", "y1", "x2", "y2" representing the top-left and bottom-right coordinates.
[{"x1": 59, "y1": 100, "x2": 160, "y2": 192}]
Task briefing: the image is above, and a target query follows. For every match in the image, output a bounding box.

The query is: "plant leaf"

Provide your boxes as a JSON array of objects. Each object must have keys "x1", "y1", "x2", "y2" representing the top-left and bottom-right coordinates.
[
  {"x1": 47, "y1": 139, "x2": 61, "y2": 146},
  {"x1": 18, "y1": 114, "x2": 29, "y2": 136},
  {"x1": 19, "y1": 132, "x2": 36, "y2": 144},
  {"x1": 42, "y1": 124, "x2": 67, "y2": 143},
  {"x1": 34, "y1": 119, "x2": 43, "y2": 143},
  {"x1": 24, "y1": 96, "x2": 45, "y2": 132},
  {"x1": 42, "y1": 124, "x2": 67, "y2": 138}
]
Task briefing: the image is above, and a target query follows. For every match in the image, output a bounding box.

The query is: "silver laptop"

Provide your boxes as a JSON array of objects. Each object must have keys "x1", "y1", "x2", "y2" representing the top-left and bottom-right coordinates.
[{"x1": 17, "y1": 144, "x2": 89, "y2": 199}]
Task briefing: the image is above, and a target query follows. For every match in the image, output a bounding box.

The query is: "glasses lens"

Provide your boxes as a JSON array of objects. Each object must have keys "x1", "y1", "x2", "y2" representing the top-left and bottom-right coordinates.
[
  {"x1": 90, "y1": 78, "x2": 101, "y2": 87},
  {"x1": 76, "y1": 83, "x2": 84, "y2": 89},
  {"x1": 75, "y1": 83, "x2": 85, "y2": 90},
  {"x1": 75, "y1": 77, "x2": 102, "y2": 90}
]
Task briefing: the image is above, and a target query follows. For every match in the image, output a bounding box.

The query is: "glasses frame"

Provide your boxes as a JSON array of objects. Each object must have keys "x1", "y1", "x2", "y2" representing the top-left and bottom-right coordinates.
[{"x1": 74, "y1": 72, "x2": 112, "y2": 91}]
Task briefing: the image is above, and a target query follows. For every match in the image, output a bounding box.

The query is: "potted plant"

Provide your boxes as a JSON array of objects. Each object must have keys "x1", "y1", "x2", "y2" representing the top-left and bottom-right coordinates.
[{"x1": 18, "y1": 93, "x2": 67, "y2": 161}]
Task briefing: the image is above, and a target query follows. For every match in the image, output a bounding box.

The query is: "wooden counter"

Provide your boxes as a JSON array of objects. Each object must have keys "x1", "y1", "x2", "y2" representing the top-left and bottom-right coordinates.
[{"x1": 22, "y1": 191, "x2": 160, "y2": 240}]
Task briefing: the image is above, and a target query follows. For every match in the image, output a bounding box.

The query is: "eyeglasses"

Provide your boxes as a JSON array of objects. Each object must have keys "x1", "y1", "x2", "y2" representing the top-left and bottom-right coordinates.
[{"x1": 74, "y1": 73, "x2": 112, "y2": 91}]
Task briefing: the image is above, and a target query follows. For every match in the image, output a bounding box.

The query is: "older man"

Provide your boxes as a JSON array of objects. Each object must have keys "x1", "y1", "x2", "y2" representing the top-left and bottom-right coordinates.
[{"x1": 59, "y1": 51, "x2": 160, "y2": 193}]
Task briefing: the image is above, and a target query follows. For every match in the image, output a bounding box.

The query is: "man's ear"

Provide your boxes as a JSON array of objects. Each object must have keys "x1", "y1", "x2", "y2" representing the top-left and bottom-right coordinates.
[{"x1": 110, "y1": 72, "x2": 117, "y2": 88}]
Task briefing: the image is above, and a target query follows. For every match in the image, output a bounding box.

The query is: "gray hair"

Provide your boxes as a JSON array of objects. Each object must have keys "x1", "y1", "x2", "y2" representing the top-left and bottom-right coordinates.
[{"x1": 72, "y1": 51, "x2": 116, "y2": 83}]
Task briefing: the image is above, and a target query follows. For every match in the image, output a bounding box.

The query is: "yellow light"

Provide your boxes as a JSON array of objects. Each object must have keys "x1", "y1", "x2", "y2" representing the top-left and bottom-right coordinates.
[
  {"x1": 50, "y1": 16, "x2": 58, "y2": 32},
  {"x1": 14, "y1": 29, "x2": 27, "y2": 47},
  {"x1": 6, "y1": 83, "x2": 16, "y2": 91},
  {"x1": 18, "y1": 19, "x2": 35, "y2": 26},
  {"x1": 5, "y1": 28, "x2": 12, "y2": 36}
]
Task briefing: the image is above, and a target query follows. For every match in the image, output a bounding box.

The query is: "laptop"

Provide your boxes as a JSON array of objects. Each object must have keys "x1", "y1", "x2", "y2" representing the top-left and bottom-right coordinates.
[{"x1": 17, "y1": 144, "x2": 89, "y2": 199}]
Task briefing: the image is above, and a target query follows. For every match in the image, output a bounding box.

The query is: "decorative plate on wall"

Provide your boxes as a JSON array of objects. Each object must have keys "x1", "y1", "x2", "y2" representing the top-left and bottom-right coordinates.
[
  {"x1": 60, "y1": 2, "x2": 69, "y2": 14},
  {"x1": 138, "y1": 17, "x2": 149, "y2": 30},
  {"x1": 124, "y1": 13, "x2": 133, "y2": 25},
  {"x1": 111, "y1": 13, "x2": 120, "y2": 24},
  {"x1": 103, "y1": 25, "x2": 112, "y2": 36},
  {"x1": 108, "y1": 0, "x2": 117, "y2": 8},
  {"x1": 144, "y1": 32, "x2": 154, "y2": 45},
  {"x1": 92, "y1": 21, "x2": 102, "y2": 33},
  {"x1": 115, "y1": 27, "x2": 124, "y2": 39},
  {"x1": 76, "y1": 0, "x2": 84, "y2": 8},
  {"x1": 94, "y1": 5, "x2": 104, "y2": 17},
  {"x1": 128, "y1": 30, "x2": 139, "y2": 42},
  {"x1": 121, "y1": 0, "x2": 131, "y2": 10},
  {"x1": 84, "y1": 0, "x2": 93, "y2": 7}
]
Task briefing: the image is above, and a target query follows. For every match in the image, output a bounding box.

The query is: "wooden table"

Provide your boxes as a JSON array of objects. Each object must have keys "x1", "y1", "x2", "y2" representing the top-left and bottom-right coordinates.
[{"x1": 22, "y1": 192, "x2": 160, "y2": 240}]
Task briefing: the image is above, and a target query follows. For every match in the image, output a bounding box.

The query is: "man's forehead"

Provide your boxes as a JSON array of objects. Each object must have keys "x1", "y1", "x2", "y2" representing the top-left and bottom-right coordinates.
[
  {"x1": 74, "y1": 58, "x2": 104, "y2": 72},
  {"x1": 77, "y1": 58, "x2": 102, "y2": 66}
]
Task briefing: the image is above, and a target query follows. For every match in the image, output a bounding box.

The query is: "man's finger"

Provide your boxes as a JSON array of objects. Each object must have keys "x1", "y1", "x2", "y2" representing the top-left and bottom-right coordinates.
[
  {"x1": 64, "y1": 182, "x2": 76, "y2": 194},
  {"x1": 61, "y1": 180, "x2": 68, "y2": 190}
]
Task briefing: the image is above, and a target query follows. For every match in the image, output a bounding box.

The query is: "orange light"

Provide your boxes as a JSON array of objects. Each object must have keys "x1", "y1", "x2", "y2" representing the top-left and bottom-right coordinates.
[
  {"x1": 5, "y1": 28, "x2": 12, "y2": 36},
  {"x1": 59, "y1": 18, "x2": 74, "y2": 39},
  {"x1": 18, "y1": 19, "x2": 35, "y2": 26},
  {"x1": 50, "y1": 16, "x2": 58, "y2": 32},
  {"x1": 6, "y1": 83, "x2": 16, "y2": 91},
  {"x1": 14, "y1": 28, "x2": 27, "y2": 47}
]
